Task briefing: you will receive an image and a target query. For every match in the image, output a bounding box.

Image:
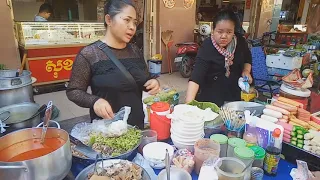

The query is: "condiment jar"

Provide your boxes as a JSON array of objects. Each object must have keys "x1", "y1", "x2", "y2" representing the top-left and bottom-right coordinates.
[
  {"x1": 234, "y1": 147, "x2": 255, "y2": 180},
  {"x1": 194, "y1": 139, "x2": 220, "y2": 174},
  {"x1": 210, "y1": 134, "x2": 228, "y2": 157},
  {"x1": 249, "y1": 146, "x2": 266, "y2": 168},
  {"x1": 227, "y1": 138, "x2": 246, "y2": 157}
]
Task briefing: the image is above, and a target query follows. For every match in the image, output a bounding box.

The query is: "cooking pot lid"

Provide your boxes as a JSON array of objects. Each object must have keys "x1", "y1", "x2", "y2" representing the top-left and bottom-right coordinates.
[{"x1": 0, "y1": 111, "x2": 10, "y2": 122}]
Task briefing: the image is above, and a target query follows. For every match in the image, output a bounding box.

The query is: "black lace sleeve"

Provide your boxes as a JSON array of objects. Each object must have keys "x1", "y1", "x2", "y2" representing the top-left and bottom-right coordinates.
[{"x1": 66, "y1": 52, "x2": 100, "y2": 108}]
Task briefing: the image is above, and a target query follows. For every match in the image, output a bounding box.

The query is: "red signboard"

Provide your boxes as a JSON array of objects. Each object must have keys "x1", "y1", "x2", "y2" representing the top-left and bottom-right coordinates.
[
  {"x1": 246, "y1": 0, "x2": 251, "y2": 9},
  {"x1": 28, "y1": 56, "x2": 75, "y2": 84}
]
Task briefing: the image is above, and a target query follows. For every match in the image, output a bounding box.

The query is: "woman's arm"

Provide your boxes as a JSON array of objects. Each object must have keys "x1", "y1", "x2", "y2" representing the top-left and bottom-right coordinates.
[
  {"x1": 66, "y1": 53, "x2": 100, "y2": 108},
  {"x1": 185, "y1": 40, "x2": 211, "y2": 102}
]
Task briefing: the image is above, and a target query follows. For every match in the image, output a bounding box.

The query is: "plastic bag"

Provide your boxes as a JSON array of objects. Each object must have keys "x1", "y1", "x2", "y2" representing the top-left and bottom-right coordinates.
[
  {"x1": 133, "y1": 153, "x2": 157, "y2": 180},
  {"x1": 198, "y1": 157, "x2": 219, "y2": 180},
  {"x1": 238, "y1": 77, "x2": 250, "y2": 93},
  {"x1": 290, "y1": 160, "x2": 312, "y2": 180},
  {"x1": 70, "y1": 106, "x2": 131, "y2": 142},
  {"x1": 171, "y1": 149, "x2": 195, "y2": 174}
]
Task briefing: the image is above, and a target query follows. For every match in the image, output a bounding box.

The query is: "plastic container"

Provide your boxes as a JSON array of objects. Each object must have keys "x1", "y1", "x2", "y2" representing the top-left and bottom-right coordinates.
[
  {"x1": 138, "y1": 130, "x2": 157, "y2": 154},
  {"x1": 227, "y1": 138, "x2": 247, "y2": 157},
  {"x1": 264, "y1": 128, "x2": 282, "y2": 176},
  {"x1": 171, "y1": 149, "x2": 195, "y2": 174},
  {"x1": 251, "y1": 167, "x2": 264, "y2": 180},
  {"x1": 210, "y1": 134, "x2": 228, "y2": 157},
  {"x1": 249, "y1": 146, "x2": 266, "y2": 168},
  {"x1": 194, "y1": 139, "x2": 220, "y2": 174},
  {"x1": 226, "y1": 127, "x2": 244, "y2": 138},
  {"x1": 148, "y1": 60, "x2": 162, "y2": 77},
  {"x1": 215, "y1": 157, "x2": 246, "y2": 180},
  {"x1": 234, "y1": 147, "x2": 255, "y2": 180},
  {"x1": 150, "y1": 102, "x2": 171, "y2": 140}
]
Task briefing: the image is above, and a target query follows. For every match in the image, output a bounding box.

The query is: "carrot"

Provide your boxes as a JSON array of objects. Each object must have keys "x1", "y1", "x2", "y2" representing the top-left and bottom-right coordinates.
[
  {"x1": 278, "y1": 97, "x2": 304, "y2": 108},
  {"x1": 290, "y1": 117, "x2": 310, "y2": 128}
]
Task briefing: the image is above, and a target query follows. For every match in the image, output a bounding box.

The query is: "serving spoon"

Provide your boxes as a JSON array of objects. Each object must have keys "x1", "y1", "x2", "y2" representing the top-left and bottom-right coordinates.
[{"x1": 40, "y1": 101, "x2": 53, "y2": 144}]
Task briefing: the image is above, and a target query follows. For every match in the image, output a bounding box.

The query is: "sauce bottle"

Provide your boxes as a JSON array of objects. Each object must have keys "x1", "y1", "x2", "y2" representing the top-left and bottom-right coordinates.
[{"x1": 263, "y1": 128, "x2": 282, "y2": 176}]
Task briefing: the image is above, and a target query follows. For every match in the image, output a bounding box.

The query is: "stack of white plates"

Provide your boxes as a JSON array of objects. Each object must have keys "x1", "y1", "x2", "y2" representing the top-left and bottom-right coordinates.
[{"x1": 169, "y1": 105, "x2": 205, "y2": 151}]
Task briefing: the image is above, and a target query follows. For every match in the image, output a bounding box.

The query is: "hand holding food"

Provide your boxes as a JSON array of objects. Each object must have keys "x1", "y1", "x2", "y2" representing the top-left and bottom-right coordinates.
[
  {"x1": 144, "y1": 79, "x2": 160, "y2": 95},
  {"x1": 93, "y1": 98, "x2": 114, "y2": 119}
]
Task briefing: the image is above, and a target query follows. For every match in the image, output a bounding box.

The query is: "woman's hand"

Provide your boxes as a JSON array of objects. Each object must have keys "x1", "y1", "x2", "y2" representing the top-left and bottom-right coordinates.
[
  {"x1": 93, "y1": 98, "x2": 114, "y2": 119},
  {"x1": 242, "y1": 70, "x2": 253, "y2": 84},
  {"x1": 144, "y1": 79, "x2": 160, "y2": 95}
]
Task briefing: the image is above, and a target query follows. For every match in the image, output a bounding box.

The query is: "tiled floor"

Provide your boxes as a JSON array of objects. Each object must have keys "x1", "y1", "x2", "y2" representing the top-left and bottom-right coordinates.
[{"x1": 34, "y1": 72, "x2": 188, "y2": 121}]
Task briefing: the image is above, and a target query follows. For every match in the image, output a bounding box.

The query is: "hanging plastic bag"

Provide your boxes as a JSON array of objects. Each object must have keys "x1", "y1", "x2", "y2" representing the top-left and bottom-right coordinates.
[{"x1": 71, "y1": 106, "x2": 131, "y2": 142}]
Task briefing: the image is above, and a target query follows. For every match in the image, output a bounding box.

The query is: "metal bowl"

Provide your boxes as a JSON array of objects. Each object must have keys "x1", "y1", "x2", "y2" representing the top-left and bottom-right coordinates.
[
  {"x1": 158, "y1": 167, "x2": 192, "y2": 180},
  {"x1": 71, "y1": 125, "x2": 142, "y2": 167},
  {"x1": 223, "y1": 101, "x2": 265, "y2": 116},
  {"x1": 75, "y1": 159, "x2": 151, "y2": 180}
]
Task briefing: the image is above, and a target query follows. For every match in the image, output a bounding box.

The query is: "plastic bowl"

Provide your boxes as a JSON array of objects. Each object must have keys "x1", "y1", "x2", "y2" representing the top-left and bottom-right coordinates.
[
  {"x1": 143, "y1": 142, "x2": 174, "y2": 169},
  {"x1": 158, "y1": 167, "x2": 192, "y2": 180}
]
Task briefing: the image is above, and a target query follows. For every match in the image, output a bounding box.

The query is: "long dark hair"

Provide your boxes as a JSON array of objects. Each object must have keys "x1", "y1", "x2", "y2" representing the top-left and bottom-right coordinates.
[
  {"x1": 212, "y1": 10, "x2": 240, "y2": 31},
  {"x1": 104, "y1": 0, "x2": 135, "y2": 28}
]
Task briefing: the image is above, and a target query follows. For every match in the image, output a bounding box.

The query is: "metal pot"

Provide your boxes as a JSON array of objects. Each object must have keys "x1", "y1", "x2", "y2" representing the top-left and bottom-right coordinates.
[
  {"x1": 0, "y1": 102, "x2": 41, "y2": 134},
  {"x1": 0, "y1": 126, "x2": 72, "y2": 180},
  {"x1": 0, "y1": 70, "x2": 34, "y2": 108}
]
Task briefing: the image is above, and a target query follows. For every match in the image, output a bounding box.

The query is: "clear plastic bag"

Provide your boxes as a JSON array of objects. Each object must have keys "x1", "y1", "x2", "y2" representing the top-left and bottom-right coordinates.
[
  {"x1": 198, "y1": 157, "x2": 220, "y2": 180},
  {"x1": 171, "y1": 149, "x2": 195, "y2": 174},
  {"x1": 70, "y1": 106, "x2": 131, "y2": 142},
  {"x1": 290, "y1": 160, "x2": 312, "y2": 180}
]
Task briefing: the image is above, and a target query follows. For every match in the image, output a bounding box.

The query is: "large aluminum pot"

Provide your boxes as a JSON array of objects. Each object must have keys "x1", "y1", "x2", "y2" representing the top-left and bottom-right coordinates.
[
  {"x1": 0, "y1": 126, "x2": 72, "y2": 180},
  {"x1": 0, "y1": 102, "x2": 41, "y2": 132},
  {"x1": 0, "y1": 70, "x2": 34, "y2": 108}
]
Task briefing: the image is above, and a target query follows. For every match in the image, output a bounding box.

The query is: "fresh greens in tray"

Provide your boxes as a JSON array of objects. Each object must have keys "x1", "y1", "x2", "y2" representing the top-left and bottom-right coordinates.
[{"x1": 88, "y1": 128, "x2": 141, "y2": 157}]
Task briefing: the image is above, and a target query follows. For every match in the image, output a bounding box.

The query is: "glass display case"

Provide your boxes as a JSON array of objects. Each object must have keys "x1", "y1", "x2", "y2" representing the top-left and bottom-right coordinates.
[{"x1": 15, "y1": 22, "x2": 105, "y2": 47}]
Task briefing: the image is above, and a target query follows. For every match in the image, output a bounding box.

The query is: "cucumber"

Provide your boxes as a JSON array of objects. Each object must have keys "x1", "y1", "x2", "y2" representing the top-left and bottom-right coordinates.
[
  {"x1": 292, "y1": 137, "x2": 298, "y2": 141},
  {"x1": 297, "y1": 143, "x2": 303, "y2": 149},
  {"x1": 297, "y1": 139, "x2": 304, "y2": 144},
  {"x1": 297, "y1": 134, "x2": 304, "y2": 139}
]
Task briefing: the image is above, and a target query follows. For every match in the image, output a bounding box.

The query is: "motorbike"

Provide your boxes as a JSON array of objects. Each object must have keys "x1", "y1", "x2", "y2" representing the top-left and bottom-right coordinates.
[{"x1": 174, "y1": 42, "x2": 199, "y2": 78}]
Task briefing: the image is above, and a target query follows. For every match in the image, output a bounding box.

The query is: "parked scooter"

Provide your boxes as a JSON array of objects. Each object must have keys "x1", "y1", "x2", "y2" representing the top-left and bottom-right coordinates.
[{"x1": 174, "y1": 42, "x2": 199, "y2": 78}]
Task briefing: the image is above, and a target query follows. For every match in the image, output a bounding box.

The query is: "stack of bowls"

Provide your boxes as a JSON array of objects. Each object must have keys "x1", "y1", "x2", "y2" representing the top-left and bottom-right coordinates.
[{"x1": 169, "y1": 105, "x2": 205, "y2": 151}]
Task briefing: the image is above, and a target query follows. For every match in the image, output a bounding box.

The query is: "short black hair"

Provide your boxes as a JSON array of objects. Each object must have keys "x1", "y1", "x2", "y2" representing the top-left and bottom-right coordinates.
[
  {"x1": 104, "y1": 0, "x2": 135, "y2": 28},
  {"x1": 39, "y1": 3, "x2": 53, "y2": 14},
  {"x1": 213, "y1": 10, "x2": 239, "y2": 30}
]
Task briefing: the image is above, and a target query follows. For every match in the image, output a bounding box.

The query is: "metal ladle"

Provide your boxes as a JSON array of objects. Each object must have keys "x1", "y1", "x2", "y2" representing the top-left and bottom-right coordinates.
[
  {"x1": 40, "y1": 101, "x2": 53, "y2": 144},
  {"x1": 165, "y1": 149, "x2": 170, "y2": 180}
]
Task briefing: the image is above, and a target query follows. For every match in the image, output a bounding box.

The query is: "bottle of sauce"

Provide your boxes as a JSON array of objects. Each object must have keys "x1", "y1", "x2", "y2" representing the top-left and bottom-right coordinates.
[{"x1": 263, "y1": 128, "x2": 282, "y2": 176}]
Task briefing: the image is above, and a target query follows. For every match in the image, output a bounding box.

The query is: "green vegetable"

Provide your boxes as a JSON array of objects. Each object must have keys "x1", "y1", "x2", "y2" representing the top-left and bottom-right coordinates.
[
  {"x1": 297, "y1": 134, "x2": 304, "y2": 140},
  {"x1": 297, "y1": 139, "x2": 304, "y2": 144},
  {"x1": 292, "y1": 137, "x2": 298, "y2": 141},
  {"x1": 291, "y1": 132, "x2": 297, "y2": 137},
  {"x1": 89, "y1": 128, "x2": 141, "y2": 157},
  {"x1": 297, "y1": 143, "x2": 303, "y2": 149},
  {"x1": 293, "y1": 126, "x2": 307, "y2": 133},
  {"x1": 291, "y1": 140, "x2": 297, "y2": 146}
]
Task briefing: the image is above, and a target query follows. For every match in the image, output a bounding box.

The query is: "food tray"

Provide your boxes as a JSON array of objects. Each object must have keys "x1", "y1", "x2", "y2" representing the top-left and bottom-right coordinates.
[
  {"x1": 71, "y1": 125, "x2": 142, "y2": 167},
  {"x1": 75, "y1": 159, "x2": 151, "y2": 180}
]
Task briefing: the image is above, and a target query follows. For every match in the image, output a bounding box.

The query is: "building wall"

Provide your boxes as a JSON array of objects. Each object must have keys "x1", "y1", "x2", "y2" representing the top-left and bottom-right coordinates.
[
  {"x1": 12, "y1": 1, "x2": 43, "y2": 21},
  {"x1": 159, "y1": 1, "x2": 196, "y2": 73}
]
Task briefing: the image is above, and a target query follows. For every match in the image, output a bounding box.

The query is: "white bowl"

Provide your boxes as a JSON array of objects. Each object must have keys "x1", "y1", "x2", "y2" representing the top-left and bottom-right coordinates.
[
  {"x1": 171, "y1": 131, "x2": 204, "y2": 141},
  {"x1": 143, "y1": 142, "x2": 174, "y2": 169},
  {"x1": 171, "y1": 122, "x2": 204, "y2": 132},
  {"x1": 171, "y1": 133, "x2": 204, "y2": 144},
  {"x1": 170, "y1": 127, "x2": 204, "y2": 137}
]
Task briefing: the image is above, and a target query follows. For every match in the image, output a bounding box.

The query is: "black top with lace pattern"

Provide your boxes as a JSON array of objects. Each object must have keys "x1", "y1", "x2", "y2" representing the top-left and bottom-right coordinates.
[{"x1": 66, "y1": 40, "x2": 149, "y2": 129}]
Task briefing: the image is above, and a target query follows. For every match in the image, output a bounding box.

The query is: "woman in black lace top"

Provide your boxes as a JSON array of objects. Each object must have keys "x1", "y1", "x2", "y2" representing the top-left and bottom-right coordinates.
[{"x1": 66, "y1": 0, "x2": 160, "y2": 129}]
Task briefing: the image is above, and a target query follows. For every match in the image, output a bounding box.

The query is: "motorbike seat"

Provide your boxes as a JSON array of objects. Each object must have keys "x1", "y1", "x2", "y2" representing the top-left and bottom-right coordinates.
[{"x1": 175, "y1": 42, "x2": 197, "y2": 46}]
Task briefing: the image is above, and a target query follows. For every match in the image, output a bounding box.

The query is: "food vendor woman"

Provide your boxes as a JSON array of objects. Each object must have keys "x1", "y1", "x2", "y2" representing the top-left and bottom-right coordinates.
[
  {"x1": 186, "y1": 10, "x2": 253, "y2": 106},
  {"x1": 66, "y1": 0, "x2": 160, "y2": 129}
]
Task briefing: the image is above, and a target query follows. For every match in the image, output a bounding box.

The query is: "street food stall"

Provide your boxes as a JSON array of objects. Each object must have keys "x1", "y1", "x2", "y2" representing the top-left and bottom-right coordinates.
[{"x1": 15, "y1": 22, "x2": 105, "y2": 91}]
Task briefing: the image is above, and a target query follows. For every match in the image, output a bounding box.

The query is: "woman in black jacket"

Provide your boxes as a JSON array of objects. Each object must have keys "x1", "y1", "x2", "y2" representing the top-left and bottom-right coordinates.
[{"x1": 186, "y1": 10, "x2": 253, "y2": 106}]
